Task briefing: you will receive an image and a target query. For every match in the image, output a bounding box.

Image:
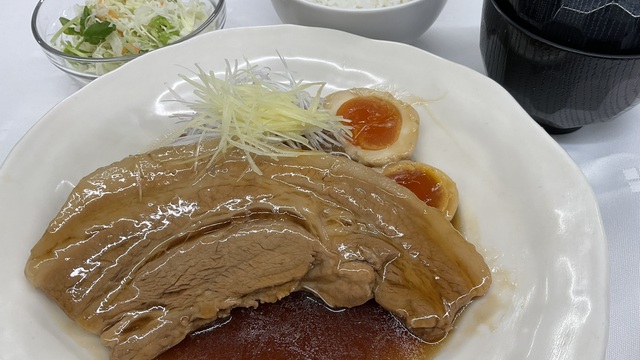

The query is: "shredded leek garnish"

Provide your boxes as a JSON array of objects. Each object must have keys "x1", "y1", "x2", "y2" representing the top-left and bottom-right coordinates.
[{"x1": 168, "y1": 59, "x2": 351, "y2": 174}]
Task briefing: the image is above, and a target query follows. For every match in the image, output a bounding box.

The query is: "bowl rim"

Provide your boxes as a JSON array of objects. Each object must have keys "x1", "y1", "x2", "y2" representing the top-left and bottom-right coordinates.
[
  {"x1": 488, "y1": 0, "x2": 640, "y2": 59},
  {"x1": 31, "y1": 0, "x2": 226, "y2": 64},
  {"x1": 278, "y1": 0, "x2": 434, "y2": 13}
]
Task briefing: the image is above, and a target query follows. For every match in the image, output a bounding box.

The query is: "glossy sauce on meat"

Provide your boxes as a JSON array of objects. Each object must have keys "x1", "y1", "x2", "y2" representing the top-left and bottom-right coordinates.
[
  {"x1": 158, "y1": 292, "x2": 441, "y2": 360},
  {"x1": 25, "y1": 141, "x2": 490, "y2": 360}
]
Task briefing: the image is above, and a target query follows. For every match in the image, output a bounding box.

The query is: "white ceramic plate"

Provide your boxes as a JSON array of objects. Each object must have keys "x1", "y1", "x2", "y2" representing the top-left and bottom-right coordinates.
[{"x1": 0, "y1": 25, "x2": 608, "y2": 359}]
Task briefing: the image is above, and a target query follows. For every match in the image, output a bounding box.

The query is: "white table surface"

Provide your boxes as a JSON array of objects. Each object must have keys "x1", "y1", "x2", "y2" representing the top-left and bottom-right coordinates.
[{"x1": 1, "y1": 1, "x2": 638, "y2": 359}]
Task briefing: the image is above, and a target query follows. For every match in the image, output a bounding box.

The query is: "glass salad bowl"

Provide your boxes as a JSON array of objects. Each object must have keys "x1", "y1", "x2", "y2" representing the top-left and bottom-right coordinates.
[{"x1": 31, "y1": 0, "x2": 226, "y2": 83}]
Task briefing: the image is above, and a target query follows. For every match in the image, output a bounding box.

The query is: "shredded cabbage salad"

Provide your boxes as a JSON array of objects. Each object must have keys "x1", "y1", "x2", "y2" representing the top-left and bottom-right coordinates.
[
  {"x1": 166, "y1": 59, "x2": 351, "y2": 173},
  {"x1": 52, "y1": 0, "x2": 209, "y2": 58}
]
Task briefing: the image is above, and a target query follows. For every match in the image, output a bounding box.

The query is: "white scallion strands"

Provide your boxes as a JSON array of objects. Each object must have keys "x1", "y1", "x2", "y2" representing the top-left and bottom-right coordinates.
[{"x1": 167, "y1": 59, "x2": 351, "y2": 174}]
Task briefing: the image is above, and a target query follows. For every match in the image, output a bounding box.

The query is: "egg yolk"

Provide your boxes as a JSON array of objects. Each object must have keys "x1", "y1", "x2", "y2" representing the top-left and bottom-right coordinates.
[
  {"x1": 387, "y1": 168, "x2": 446, "y2": 210},
  {"x1": 336, "y1": 96, "x2": 402, "y2": 151}
]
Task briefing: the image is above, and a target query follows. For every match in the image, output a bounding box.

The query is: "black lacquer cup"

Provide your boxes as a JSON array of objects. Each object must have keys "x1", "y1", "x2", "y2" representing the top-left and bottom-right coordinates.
[
  {"x1": 480, "y1": 0, "x2": 640, "y2": 133},
  {"x1": 502, "y1": 0, "x2": 640, "y2": 54}
]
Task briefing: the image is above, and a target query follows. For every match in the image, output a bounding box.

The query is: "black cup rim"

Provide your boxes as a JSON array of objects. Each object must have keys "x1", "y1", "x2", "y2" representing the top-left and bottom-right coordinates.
[{"x1": 488, "y1": 0, "x2": 640, "y2": 59}]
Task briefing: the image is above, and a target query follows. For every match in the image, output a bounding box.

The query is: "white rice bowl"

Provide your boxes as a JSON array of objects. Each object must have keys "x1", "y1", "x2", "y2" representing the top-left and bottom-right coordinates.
[{"x1": 306, "y1": 0, "x2": 413, "y2": 8}]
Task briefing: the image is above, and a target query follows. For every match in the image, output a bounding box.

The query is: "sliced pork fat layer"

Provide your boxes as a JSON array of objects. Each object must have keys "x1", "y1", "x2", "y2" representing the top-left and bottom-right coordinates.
[{"x1": 25, "y1": 142, "x2": 491, "y2": 360}]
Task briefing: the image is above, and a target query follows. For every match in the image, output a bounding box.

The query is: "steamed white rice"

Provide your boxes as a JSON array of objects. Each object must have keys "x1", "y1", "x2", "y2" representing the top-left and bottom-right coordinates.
[{"x1": 306, "y1": 0, "x2": 414, "y2": 9}]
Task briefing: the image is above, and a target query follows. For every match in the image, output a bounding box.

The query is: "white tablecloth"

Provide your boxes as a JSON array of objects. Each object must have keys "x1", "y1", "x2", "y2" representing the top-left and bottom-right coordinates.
[{"x1": 1, "y1": 1, "x2": 638, "y2": 359}]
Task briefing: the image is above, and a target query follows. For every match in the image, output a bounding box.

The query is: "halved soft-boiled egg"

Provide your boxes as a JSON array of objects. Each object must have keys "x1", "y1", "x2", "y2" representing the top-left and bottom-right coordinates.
[
  {"x1": 323, "y1": 88, "x2": 419, "y2": 167},
  {"x1": 382, "y1": 160, "x2": 459, "y2": 221}
]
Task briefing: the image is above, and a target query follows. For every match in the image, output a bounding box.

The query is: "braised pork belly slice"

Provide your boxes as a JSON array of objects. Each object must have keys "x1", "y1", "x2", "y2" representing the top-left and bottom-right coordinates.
[{"x1": 25, "y1": 142, "x2": 491, "y2": 360}]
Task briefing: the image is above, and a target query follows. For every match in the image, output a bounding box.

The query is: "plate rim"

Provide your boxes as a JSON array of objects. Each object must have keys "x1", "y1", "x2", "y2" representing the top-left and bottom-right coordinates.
[{"x1": 0, "y1": 24, "x2": 609, "y2": 359}]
